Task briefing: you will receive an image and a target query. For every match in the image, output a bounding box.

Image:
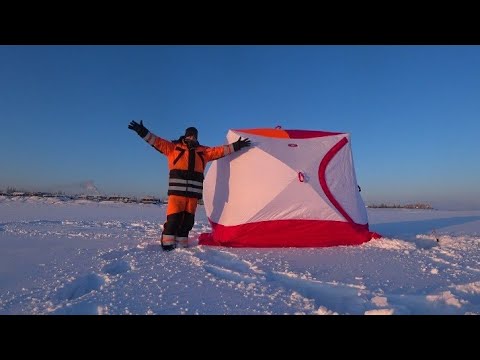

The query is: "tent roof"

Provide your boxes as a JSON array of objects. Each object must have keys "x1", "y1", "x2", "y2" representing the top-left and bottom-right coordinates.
[{"x1": 233, "y1": 128, "x2": 344, "y2": 139}]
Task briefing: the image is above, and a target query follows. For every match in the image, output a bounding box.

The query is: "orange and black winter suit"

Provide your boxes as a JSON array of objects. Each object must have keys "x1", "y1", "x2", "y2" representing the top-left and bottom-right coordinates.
[{"x1": 142, "y1": 131, "x2": 236, "y2": 248}]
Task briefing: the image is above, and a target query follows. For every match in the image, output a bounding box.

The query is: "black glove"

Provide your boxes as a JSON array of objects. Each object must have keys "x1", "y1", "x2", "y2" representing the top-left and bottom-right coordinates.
[
  {"x1": 233, "y1": 137, "x2": 251, "y2": 151},
  {"x1": 128, "y1": 120, "x2": 148, "y2": 138}
]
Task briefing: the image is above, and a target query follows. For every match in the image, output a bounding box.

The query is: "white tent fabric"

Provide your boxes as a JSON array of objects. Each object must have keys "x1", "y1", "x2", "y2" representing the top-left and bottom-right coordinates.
[{"x1": 199, "y1": 128, "x2": 378, "y2": 248}]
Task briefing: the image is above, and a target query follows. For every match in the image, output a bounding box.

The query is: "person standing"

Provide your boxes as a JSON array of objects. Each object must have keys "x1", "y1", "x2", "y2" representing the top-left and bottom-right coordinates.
[{"x1": 128, "y1": 120, "x2": 251, "y2": 251}]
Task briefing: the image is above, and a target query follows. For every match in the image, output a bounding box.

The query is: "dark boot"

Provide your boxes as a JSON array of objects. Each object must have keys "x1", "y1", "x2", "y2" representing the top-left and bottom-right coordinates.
[
  {"x1": 161, "y1": 233, "x2": 176, "y2": 252},
  {"x1": 161, "y1": 243, "x2": 176, "y2": 252}
]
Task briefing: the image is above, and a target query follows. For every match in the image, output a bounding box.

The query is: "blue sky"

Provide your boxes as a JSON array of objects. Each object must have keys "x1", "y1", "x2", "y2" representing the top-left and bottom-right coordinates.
[{"x1": 1, "y1": 45, "x2": 479, "y2": 210}]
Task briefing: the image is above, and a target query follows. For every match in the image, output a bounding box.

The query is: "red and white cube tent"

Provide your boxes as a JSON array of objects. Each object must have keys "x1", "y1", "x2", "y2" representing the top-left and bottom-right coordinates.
[{"x1": 199, "y1": 128, "x2": 380, "y2": 247}]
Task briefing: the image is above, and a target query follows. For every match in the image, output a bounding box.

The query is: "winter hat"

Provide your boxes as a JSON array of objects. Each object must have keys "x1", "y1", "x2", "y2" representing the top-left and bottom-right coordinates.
[{"x1": 184, "y1": 127, "x2": 198, "y2": 139}]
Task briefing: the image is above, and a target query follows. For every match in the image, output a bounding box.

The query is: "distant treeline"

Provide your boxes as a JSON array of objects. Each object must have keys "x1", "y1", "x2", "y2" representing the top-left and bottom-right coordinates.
[
  {"x1": 0, "y1": 187, "x2": 207, "y2": 206},
  {"x1": 367, "y1": 203, "x2": 433, "y2": 209},
  {"x1": 0, "y1": 187, "x2": 163, "y2": 204}
]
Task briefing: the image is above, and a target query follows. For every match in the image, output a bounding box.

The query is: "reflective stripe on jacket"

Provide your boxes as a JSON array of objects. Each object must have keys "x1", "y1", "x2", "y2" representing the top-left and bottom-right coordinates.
[{"x1": 143, "y1": 132, "x2": 235, "y2": 199}]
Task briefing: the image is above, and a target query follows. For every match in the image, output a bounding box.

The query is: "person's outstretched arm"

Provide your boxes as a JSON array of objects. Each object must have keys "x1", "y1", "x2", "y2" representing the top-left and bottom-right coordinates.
[
  {"x1": 203, "y1": 137, "x2": 251, "y2": 162},
  {"x1": 128, "y1": 120, "x2": 175, "y2": 156}
]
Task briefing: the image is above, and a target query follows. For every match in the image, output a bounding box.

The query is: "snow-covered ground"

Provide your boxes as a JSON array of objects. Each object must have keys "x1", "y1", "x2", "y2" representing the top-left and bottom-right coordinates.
[{"x1": 1, "y1": 195, "x2": 479, "y2": 315}]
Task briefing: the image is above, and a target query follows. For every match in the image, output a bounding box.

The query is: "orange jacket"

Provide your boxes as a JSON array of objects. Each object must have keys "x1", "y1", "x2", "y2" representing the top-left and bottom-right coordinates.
[{"x1": 143, "y1": 132, "x2": 236, "y2": 199}]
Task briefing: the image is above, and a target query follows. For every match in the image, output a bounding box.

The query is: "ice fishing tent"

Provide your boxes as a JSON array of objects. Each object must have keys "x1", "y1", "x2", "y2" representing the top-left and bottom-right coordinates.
[{"x1": 199, "y1": 128, "x2": 379, "y2": 248}]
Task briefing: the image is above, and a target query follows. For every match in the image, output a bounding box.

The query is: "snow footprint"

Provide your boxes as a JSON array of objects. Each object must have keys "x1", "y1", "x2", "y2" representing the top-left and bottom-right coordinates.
[
  {"x1": 199, "y1": 249, "x2": 263, "y2": 274},
  {"x1": 55, "y1": 273, "x2": 105, "y2": 301},
  {"x1": 100, "y1": 246, "x2": 142, "y2": 260},
  {"x1": 102, "y1": 260, "x2": 132, "y2": 275},
  {"x1": 265, "y1": 271, "x2": 368, "y2": 314},
  {"x1": 193, "y1": 248, "x2": 264, "y2": 283},
  {"x1": 51, "y1": 301, "x2": 105, "y2": 315}
]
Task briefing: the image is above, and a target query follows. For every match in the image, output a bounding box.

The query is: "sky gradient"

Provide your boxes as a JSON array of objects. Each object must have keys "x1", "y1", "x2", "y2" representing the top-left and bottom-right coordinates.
[{"x1": 1, "y1": 45, "x2": 479, "y2": 210}]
